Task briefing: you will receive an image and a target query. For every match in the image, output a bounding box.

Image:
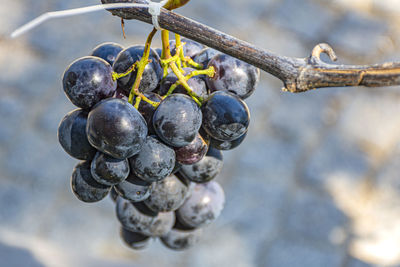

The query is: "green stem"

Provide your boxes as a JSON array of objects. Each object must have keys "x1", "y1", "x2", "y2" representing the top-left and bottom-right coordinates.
[
  {"x1": 186, "y1": 67, "x2": 215, "y2": 79},
  {"x1": 161, "y1": 30, "x2": 172, "y2": 77},
  {"x1": 162, "y1": 53, "x2": 180, "y2": 65},
  {"x1": 164, "y1": 80, "x2": 180, "y2": 97},
  {"x1": 174, "y1": 33, "x2": 203, "y2": 69},
  {"x1": 185, "y1": 57, "x2": 203, "y2": 69},
  {"x1": 112, "y1": 63, "x2": 137, "y2": 81},
  {"x1": 128, "y1": 28, "x2": 158, "y2": 105},
  {"x1": 160, "y1": 30, "x2": 202, "y2": 105},
  {"x1": 175, "y1": 33, "x2": 185, "y2": 70},
  {"x1": 169, "y1": 63, "x2": 203, "y2": 105},
  {"x1": 134, "y1": 96, "x2": 141, "y2": 109},
  {"x1": 164, "y1": 68, "x2": 214, "y2": 101}
]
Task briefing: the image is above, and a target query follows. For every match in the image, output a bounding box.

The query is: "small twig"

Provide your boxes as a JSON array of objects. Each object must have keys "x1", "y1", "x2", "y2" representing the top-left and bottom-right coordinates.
[
  {"x1": 120, "y1": 18, "x2": 126, "y2": 39},
  {"x1": 102, "y1": 0, "x2": 400, "y2": 93}
]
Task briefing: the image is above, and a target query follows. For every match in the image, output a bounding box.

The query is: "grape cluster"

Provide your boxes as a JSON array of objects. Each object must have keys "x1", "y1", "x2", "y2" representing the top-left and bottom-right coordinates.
[{"x1": 58, "y1": 38, "x2": 260, "y2": 251}]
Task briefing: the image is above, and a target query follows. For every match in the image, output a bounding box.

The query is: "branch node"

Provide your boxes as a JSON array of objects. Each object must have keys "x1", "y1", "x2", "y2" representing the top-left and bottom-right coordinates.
[
  {"x1": 357, "y1": 70, "x2": 366, "y2": 85},
  {"x1": 283, "y1": 81, "x2": 298, "y2": 93},
  {"x1": 310, "y1": 43, "x2": 337, "y2": 64}
]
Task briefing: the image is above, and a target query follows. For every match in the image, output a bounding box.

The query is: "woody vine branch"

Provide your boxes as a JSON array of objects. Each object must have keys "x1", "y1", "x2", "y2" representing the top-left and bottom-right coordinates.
[{"x1": 103, "y1": 0, "x2": 400, "y2": 93}]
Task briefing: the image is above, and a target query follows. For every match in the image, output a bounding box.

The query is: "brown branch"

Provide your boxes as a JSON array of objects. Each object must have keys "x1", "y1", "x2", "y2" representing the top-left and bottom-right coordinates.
[{"x1": 102, "y1": 0, "x2": 400, "y2": 92}]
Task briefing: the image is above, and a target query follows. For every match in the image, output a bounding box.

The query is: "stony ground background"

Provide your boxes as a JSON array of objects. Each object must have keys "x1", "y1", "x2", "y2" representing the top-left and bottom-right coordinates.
[{"x1": 1, "y1": 0, "x2": 400, "y2": 266}]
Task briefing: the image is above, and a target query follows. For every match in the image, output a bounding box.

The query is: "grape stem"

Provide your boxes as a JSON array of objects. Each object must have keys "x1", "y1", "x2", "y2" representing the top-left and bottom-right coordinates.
[
  {"x1": 164, "y1": 67, "x2": 214, "y2": 98},
  {"x1": 127, "y1": 27, "x2": 159, "y2": 108},
  {"x1": 174, "y1": 33, "x2": 184, "y2": 71},
  {"x1": 112, "y1": 63, "x2": 137, "y2": 81},
  {"x1": 111, "y1": 0, "x2": 207, "y2": 108},
  {"x1": 105, "y1": 3, "x2": 400, "y2": 93},
  {"x1": 114, "y1": 27, "x2": 205, "y2": 108},
  {"x1": 161, "y1": 30, "x2": 203, "y2": 106},
  {"x1": 186, "y1": 67, "x2": 215, "y2": 80},
  {"x1": 174, "y1": 33, "x2": 202, "y2": 70},
  {"x1": 134, "y1": 96, "x2": 142, "y2": 109}
]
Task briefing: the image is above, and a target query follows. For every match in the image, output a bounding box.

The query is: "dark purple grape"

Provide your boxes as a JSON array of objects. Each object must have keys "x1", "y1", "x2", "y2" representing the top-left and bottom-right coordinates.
[
  {"x1": 90, "y1": 152, "x2": 129, "y2": 186},
  {"x1": 201, "y1": 91, "x2": 250, "y2": 141},
  {"x1": 179, "y1": 147, "x2": 223, "y2": 183},
  {"x1": 174, "y1": 133, "x2": 209, "y2": 165},
  {"x1": 159, "y1": 68, "x2": 208, "y2": 99},
  {"x1": 120, "y1": 227, "x2": 151, "y2": 250},
  {"x1": 58, "y1": 109, "x2": 96, "y2": 160},
  {"x1": 116, "y1": 197, "x2": 175, "y2": 237},
  {"x1": 210, "y1": 130, "x2": 247, "y2": 150},
  {"x1": 112, "y1": 45, "x2": 162, "y2": 94},
  {"x1": 192, "y1": 47, "x2": 221, "y2": 68},
  {"x1": 71, "y1": 161, "x2": 111, "y2": 203},
  {"x1": 129, "y1": 136, "x2": 175, "y2": 183},
  {"x1": 206, "y1": 54, "x2": 260, "y2": 99},
  {"x1": 86, "y1": 98, "x2": 147, "y2": 159},
  {"x1": 153, "y1": 94, "x2": 202, "y2": 147},
  {"x1": 91, "y1": 42, "x2": 124, "y2": 66},
  {"x1": 62, "y1": 56, "x2": 117, "y2": 109},
  {"x1": 114, "y1": 173, "x2": 153, "y2": 202},
  {"x1": 144, "y1": 174, "x2": 188, "y2": 212},
  {"x1": 110, "y1": 187, "x2": 119, "y2": 202},
  {"x1": 135, "y1": 92, "x2": 162, "y2": 135},
  {"x1": 160, "y1": 227, "x2": 202, "y2": 251},
  {"x1": 177, "y1": 181, "x2": 225, "y2": 228},
  {"x1": 170, "y1": 38, "x2": 204, "y2": 58}
]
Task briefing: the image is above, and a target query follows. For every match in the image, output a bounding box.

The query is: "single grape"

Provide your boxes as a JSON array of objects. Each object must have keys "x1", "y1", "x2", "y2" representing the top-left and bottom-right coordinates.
[
  {"x1": 192, "y1": 47, "x2": 221, "y2": 68},
  {"x1": 129, "y1": 136, "x2": 175, "y2": 183},
  {"x1": 62, "y1": 56, "x2": 117, "y2": 109},
  {"x1": 179, "y1": 147, "x2": 223, "y2": 183},
  {"x1": 201, "y1": 91, "x2": 250, "y2": 141},
  {"x1": 86, "y1": 98, "x2": 148, "y2": 159},
  {"x1": 160, "y1": 227, "x2": 202, "y2": 251},
  {"x1": 116, "y1": 197, "x2": 175, "y2": 237},
  {"x1": 170, "y1": 38, "x2": 204, "y2": 58},
  {"x1": 174, "y1": 132, "x2": 209, "y2": 165},
  {"x1": 210, "y1": 130, "x2": 247, "y2": 150},
  {"x1": 91, "y1": 42, "x2": 124, "y2": 66},
  {"x1": 144, "y1": 174, "x2": 188, "y2": 212},
  {"x1": 112, "y1": 45, "x2": 162, "y2": 94},
  {"x1": 176, "y1": 181, "x2": 225, "y2": 228},
  {"x1": 120, "y1": 227, "x2": 151, "y2": 250},
  {"x1": 90, "y1": 152, "x2": 130, "y2": 186},
  {"x1": 114, "y1": 173, "x2": 153, "y2": 202},
  {"x1": 71, "y1": 161, "x2": 111, "y2": 203},
  {"x1": 58, "y1": 109, "x2": 96, "y2": 160},
  {"x1": 135, "y1": 92, "x2": 162, "y2": 135},
  {"x1": 153, "y1": 94, "x2": 202, "y2": 147},
  {"x1": 206, "y1": 54, "x2": 260, "y2": 99},
  {"x1": 158, "y1": 68, "x2": 208, "y2": 99}
]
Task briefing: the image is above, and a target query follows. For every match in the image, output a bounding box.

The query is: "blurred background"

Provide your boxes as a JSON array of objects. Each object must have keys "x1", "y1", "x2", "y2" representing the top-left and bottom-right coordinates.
[{"x1": 1, "y1": 0, "x2": 400, "y2": 266}]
